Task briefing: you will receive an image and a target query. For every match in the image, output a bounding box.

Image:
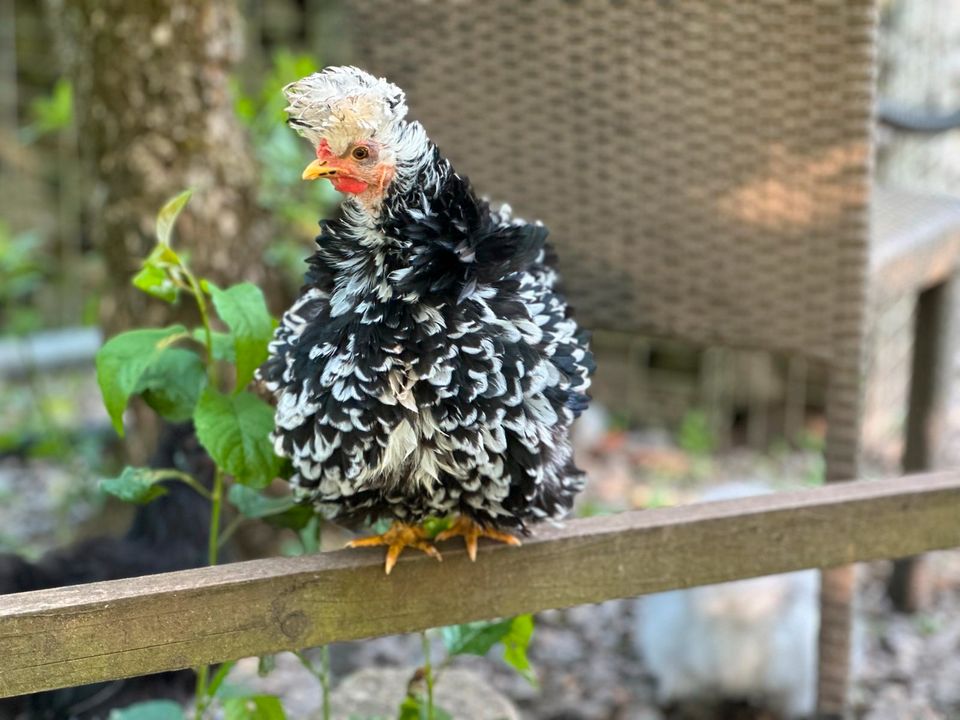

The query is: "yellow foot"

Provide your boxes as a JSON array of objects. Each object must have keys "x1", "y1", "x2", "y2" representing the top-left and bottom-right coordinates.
[
  {"x1": 346, "y1": 521, "x2": 441, "y2": 575},
  {"x1": 435, "y1": 516, "x2": 521, "y2": 561}
]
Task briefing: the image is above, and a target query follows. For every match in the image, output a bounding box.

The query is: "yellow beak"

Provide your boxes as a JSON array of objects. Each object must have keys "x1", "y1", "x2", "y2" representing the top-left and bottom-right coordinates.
[{"x1": 302, "y1": 158, "x2": 338, "y2": 181}]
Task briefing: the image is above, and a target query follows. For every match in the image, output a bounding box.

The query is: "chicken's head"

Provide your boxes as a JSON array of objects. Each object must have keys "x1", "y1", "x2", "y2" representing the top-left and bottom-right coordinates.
[{"x1": 283, "y1": 66, "x2": 429, "y2": 209}]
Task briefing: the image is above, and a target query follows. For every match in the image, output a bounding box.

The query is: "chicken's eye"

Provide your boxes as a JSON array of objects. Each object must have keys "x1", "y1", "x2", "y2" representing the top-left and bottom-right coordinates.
[{"x1": 351, "y1": 146, "x2": 370, "y2": 160}]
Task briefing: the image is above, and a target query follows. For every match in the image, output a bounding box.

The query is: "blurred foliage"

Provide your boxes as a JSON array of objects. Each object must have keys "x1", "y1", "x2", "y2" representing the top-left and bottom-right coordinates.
[
  {"x1": 677, "y1": 409, "x2": 714, "y2": 480},
  {"x1": 800, "y1": 446, "x2": 826, "y2": 486},
  {"x1": 0, "y1": 222, "x2": 45, "y2": 335},
  {"x1": 233, "y1": 51, "x2": 340, "y2": 284},
  {"x1": 677, "y1": 410, "x2": 714, "y2": 458},
  {"x1": 21, "y1": 77, "x2": 74, "y2": 143}
]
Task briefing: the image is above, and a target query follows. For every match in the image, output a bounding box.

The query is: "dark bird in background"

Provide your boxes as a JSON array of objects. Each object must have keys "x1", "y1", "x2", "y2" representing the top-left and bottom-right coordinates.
[
  {"x1": 258, "y1": 66, "x2": 595, "y2": 573},
  {"x1": 0, "y1": 423, "x2": 212, "y2": 720}
]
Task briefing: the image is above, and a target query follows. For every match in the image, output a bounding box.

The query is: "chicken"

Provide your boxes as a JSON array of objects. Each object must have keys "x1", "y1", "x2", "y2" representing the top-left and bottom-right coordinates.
[{"x1": 257, "y1": 66, "x2": 595, "y2": 572}]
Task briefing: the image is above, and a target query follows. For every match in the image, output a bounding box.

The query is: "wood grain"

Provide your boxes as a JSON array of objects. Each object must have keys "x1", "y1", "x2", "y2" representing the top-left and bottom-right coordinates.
[{"x1": 2, "y1": 472, "x2": 959, "y2": 697}]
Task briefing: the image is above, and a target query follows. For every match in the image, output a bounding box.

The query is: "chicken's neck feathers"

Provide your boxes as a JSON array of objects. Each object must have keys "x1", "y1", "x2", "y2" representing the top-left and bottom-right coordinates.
[{"x1": 307, "y1": 140, "x2": 545, "y2": 310}]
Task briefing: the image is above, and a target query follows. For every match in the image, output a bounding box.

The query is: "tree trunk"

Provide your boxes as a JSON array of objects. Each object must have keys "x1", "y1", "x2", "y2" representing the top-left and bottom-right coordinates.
[{"x1": 48, "y1": 0, "x2": 283, "y2": 337}]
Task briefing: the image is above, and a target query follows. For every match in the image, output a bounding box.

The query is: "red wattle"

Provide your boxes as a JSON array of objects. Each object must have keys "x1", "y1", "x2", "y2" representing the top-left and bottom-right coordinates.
[{"x1": 331, "y1": 176, "x2": 369, "y2": 194}]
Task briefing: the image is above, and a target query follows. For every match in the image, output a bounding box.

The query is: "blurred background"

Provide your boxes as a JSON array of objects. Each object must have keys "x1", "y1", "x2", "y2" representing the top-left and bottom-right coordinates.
[{"x1": 2, "y1": 1, "x2": 960, "y2": 719}]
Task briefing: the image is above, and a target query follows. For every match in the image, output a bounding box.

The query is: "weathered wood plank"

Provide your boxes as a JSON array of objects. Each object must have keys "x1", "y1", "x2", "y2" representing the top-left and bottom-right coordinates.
[{"x1": 2, "y1": 472, "x2": 959, "y2": 697}]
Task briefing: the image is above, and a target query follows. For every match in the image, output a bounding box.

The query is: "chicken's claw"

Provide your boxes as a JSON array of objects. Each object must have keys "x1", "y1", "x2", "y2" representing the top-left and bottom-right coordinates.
[
  {"x1": 435, "y1": 515, "x2": 521, "y2": 562},
  {"x1": 346, "y1": 521, "x2": 441, "y2": 574}
]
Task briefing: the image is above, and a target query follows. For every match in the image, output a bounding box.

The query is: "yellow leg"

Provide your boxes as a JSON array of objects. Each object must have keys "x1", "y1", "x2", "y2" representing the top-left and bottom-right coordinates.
[
  {"x1": 435, "y1": 515, "x2": 521, "y2": 562},
  {"x1": 346, "y1": 521, "x2": 441, "y2": 575}
]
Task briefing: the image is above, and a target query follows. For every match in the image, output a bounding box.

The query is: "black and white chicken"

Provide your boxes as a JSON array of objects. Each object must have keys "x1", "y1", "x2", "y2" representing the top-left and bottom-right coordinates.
[{"x1": 258, "y1": 66, "x2": 594, "y2": 573}]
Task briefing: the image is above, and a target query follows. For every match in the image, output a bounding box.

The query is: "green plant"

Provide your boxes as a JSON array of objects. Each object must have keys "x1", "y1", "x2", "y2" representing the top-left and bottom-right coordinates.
[
  {"x1": 0, "y1": 222, "x2": 45, "y2": 335},
  {"x1": 676, "y1": 408, "x2": 715, "y2": 481},
  {"x1": 21, "y1": 77, "x2": 74, "y2": 143},
  {"x1": 677, "y1": 409, "x2": 714, "y2": 458},
  {"x1": 401, "y1": 616, "x2": 536, "y2": 719},
  {"x1": 95, "y1": 191, "x2": 309, "y2": 720}
]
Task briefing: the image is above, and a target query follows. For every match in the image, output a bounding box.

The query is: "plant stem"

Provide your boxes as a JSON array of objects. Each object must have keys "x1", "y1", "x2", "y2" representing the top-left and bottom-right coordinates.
[
  {"x1": 321, "y1": 645, "x2": 331, "y2": 720},
  {"x1": 431, "y1": 653, "x2": 455, "y2": 687},
  {"x1": 208, "y1": 468, "x2": 224, "y2": 567},
  {"x1": 217, "y1": 514, "x2": 244, "y2": 549},
  {"x1": 155, "y1": 469, "x2": 213, "y2": 500},
  {"x1": 421, "y1": 631, "x2": 434, "y2": 720},
  {"x1": 193, "y1": 664, "x2": 209, "y2": 720},
  {"x1": 184, "y1": 269, "x2": 217, "y2": 388},
  {"x1": 193, "y1": 467, "x2": 225, "y2": 718},
  {"x1": 294, "y1": 648, "x2": 333, "y2": 720}
]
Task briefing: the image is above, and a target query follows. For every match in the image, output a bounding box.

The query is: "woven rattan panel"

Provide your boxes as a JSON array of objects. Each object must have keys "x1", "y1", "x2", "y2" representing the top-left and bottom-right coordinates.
[{"x1": 345, "y1": 1, "x2": 875, "y2": 362}]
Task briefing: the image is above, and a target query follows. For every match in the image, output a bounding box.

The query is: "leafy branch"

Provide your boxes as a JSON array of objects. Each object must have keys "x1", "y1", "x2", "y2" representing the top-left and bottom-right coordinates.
[
  {"x1": 400, "y1": 616, "x2": 537, "y2": 719},
  {"x1": 95, "y1": 191, "x2": 308, "y2": 720}
]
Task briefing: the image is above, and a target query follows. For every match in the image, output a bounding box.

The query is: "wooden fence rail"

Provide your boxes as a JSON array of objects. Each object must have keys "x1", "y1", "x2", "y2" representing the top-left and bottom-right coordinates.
[{"x1": 2, "y1": 472, "x2": 960, "y2": 697}]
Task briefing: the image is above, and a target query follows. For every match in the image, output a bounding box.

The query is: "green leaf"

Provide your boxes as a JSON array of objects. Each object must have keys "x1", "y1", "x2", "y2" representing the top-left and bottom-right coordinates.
[
  {"x1": 100, "y1": 467, "x2": 169, "y2": 505},
  {"x1": 297, "y1": 515, "x2": 322, "y2": 553},
  {"x1": 422, "y1": 516, "x2": 453, "y2": 539},
  {"x1": 108, "y1": 700, "x2": 185, "y2": 720},
  {"x1": 396, "y1": 696, "x2": 420, "y2": 720},
  {"x1": 228, "y1": 484, "x2": 296, "y2": 518},
  {"x1": 223, "y1": 695, "x2": 286, "y2": 720},
  {"x1": 501, "y1": 614, "x2": 537, "y2": 685},
  {"x1": 133, "y1": 263, "x2": 179, "y2": 303},
  {"x1": 441, "y1": 618, "x2": 514, "y2": 657},
  {"x1": 132, "y1": 240, "x2": 185, "y2": 302},
  {"x1": 136, "y1": 347, "x2": 207, "y2": 422},
  {"x1": 28, "y1": 78, "x2": 73, "y2": 137},
  {"x1": 206, "y1": 282, "x2": 276, "y2": 391},
  {"x1": 227, "y1": 484, "x2": 312, "y2": 530},
  {"x1": 194, "y1": 388, "x2": 280, "y2": 488},
  {"x1": 156, "y1": 190, "x2": 193, "y2": 246},
  {"x1": 397, "y1": 696, "x2": 452, "y2": 720},
  {"x1": 95, "y1": 325, "x2": 189, "y2": 435},
  {"x1": 227, "y1": 485, "x2": 313, "y2": 529},
  {"x1": 265, "y1": 505, "x2": 314, "y2": 531},
  {"x1": 193, "y1": 328, "x2": 237, "y2": 363},
  {"x1": 205, "y1": 659, "x2": 237, "y2": 699},
  {"x1": 145, "y1": 240, "x2": 184, "y2": 268},
  {"x1": 441, "y1": 615, "x2": 537, "y2": 685},
  {"x1": 212, "y1": 682, "x2": 255, "y2": 700}
]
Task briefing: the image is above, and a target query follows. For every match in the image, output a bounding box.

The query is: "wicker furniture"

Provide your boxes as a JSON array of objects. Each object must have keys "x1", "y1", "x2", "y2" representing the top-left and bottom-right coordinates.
[
  {"x1": 868, "y1": 188, "x2": 960, "y2": 611},
  {"x1": 347, "y1": 1, "x2": 876, "y2": 713}
]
